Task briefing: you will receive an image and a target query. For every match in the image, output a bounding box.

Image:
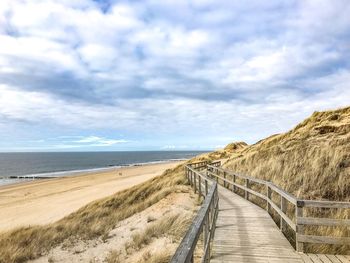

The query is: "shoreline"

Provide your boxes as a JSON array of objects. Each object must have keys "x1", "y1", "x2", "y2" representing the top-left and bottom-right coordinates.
[
  {"x1": 0, "y1": 158, "x2": 188, "y2": 188},
  {"x1": 0, "y1": 160, "x2": 183, "y2": 231}
]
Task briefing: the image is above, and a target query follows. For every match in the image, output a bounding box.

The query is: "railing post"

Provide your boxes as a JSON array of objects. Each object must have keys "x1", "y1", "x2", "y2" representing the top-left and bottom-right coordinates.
[
  {"x1": 296, "y1": 200, "x2": 304, "y2": 252},
  {"x1": 194, "y1": 172, "x2": 197, "y2": 194},
  {"x1": 245, "y1": 178, "x2": 249, "y2": 200},
  {"x1": 199, "y1": 176, "x2": 202, "y2": 197},
  {"x1": 223, "y1": 171, "x2": 226, "y2": 188},
  {"x1": 280, "y1": 196, "x2": 286, "y2": 232},
  {"x1": 267, "y1": 184, "x2": 271, "y2": 214},
  {"x1": 233, "y1": 174, "x2": 236, "y2": 193},
  {"x1": 192, "y1": 170, "x2": 194, "y2": 187},
  {"x1": 205, "y1": 180, "x2": 208, "y2": 195},
  {"x1": 204, "y1": 214, "x2": 209, "y2": 262}
]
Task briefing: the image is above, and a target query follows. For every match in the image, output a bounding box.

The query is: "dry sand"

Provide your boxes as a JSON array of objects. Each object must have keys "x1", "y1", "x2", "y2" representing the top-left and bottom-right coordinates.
[
  {"x1": 0, "y1": 161, "x2": 182, "y2": 232},
  {"x1": 30, "y1": 189, "x2": 198, "y2": 263}
]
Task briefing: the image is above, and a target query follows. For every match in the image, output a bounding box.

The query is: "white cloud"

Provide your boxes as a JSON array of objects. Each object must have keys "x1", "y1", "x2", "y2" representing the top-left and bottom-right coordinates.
[
  {"x1": 74, "y1": 136, "x2": 128, "y2": 146},
  {"x1": 0, "y1": 0, "x2": 350, "y2": 150}
]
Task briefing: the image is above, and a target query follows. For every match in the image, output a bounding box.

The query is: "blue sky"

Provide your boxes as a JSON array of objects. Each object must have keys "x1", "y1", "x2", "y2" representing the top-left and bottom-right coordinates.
[{"x1": 0, "y1": 0, "x2": 349, "y2": 151}]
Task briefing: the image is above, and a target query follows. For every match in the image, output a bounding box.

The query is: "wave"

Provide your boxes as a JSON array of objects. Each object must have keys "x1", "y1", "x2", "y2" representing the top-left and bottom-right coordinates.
[{"x1": 0, "y1": 158, "x2": 188, "y2": 181}]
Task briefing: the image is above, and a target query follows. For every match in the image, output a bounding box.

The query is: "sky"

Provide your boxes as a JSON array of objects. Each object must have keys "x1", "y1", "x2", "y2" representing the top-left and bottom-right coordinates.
[{"x1": 0, "y1": 0, "x2": 349, "y2": 152}]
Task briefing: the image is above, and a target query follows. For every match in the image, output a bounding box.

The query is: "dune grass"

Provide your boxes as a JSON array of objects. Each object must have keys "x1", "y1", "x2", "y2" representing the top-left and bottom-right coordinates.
[
  {"x1": 223, "y1": 106, "x2": 350, "y2": 253},
  {"x1": 0, "y1": 164, "x2": 188, "y2": 263},
  {"x1": 105, "y1": 213, "x2": 193, "y2": 262}
]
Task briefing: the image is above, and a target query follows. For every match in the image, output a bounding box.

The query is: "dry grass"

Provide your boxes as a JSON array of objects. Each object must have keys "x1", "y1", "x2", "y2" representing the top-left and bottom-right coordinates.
[
  {"x1": 128, "y1": 213, "x2": 192, "y2": 250},
  {"x1": 105, "y1": 213, "x2": 194, "y2": 262},
  {"x1": 139, "y1": 250, "x2": 171, "y2": 263},
  {"x1": 0, "y1": 164, "x2": 188, "y2": 263},
  {"x1": 223, "y1": 106, "x2": 350, "y2": 253}
]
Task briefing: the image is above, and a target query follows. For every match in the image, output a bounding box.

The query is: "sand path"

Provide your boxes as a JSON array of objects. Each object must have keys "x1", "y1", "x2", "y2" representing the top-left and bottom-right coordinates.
[{"x1": 0, "y1": 161, "x2": 182, "y2": 232}]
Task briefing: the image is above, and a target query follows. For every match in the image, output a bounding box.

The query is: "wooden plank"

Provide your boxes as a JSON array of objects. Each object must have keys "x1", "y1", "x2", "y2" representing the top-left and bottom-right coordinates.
[
  {"x1": 211, "y1": 185, "x2": 302, "y2": 263},
  {"x1": 307, "y1": 253, "x2": 323, "y2": 263},
  {"x1": 302, "y1": 200, "x2": 350, "y2": 209},
  {"x1": 171, "y1": 173, "x2": 218, "y2": 263},
  {"x1": 316, "y1": 254, "x2": 334, "y2": 263},
  {"x1": 296, "y1": 204, "x2": 305, "y2": 252},
  {"x1": 326, "y1": 255, "x2": 342, "y2": 263},
  {"x1": 335, "y1": 255, "x2": 350, "y2": 263},
  {"x1": 300, "y1": 253, "x2": 314, "y2": 263},
  {"x1": 281, "y1": 196, "x2": 287, "y2": 231},
  {"x1": 268, "y1": 198, "x2": 297, "y2": 231},
  {"x1": 298, "y1": 234, "x2": 350, "y2": 245},
  {"x1": 298, "y1": 217, "x2": 350, "y2": 226},
  {"x1": 267, "y1": 182, "x2": 298, "y2": 205}
]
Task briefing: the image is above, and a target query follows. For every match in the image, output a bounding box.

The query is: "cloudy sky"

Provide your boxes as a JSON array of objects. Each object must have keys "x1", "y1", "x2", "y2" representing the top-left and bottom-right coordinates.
[{"x1": 0, "y1": 0, "x2": 349, "y2": 151}]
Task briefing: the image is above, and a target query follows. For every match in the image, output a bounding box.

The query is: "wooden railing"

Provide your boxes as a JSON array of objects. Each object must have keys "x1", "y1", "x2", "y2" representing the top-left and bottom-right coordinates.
[
  {"x1": 171, "y1": 162, "x2": 219, "y2": 263},
  {"x1": 207, "y1": 165, "x2": 350, "y2": 253}
]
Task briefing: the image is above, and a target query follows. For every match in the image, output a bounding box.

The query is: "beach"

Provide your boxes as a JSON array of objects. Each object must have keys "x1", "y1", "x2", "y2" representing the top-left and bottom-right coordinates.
[{"x1": 0, "y1": 161, "x2": 182, "y2": 232}]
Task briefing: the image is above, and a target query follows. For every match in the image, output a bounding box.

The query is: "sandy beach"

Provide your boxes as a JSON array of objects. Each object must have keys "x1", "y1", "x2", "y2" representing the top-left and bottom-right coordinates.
[{"x1": 0, "y1": 161, "x2": 182, "y2": 232}]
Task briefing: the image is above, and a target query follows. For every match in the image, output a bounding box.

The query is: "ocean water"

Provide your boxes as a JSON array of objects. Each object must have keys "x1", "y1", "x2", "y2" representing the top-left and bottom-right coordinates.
[{"x1": 0, "y1": 151, "x2": 206, "y2": 186}]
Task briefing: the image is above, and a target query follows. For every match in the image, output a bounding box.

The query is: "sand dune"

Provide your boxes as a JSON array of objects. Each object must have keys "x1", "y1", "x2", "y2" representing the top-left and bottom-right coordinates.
[{"x1": 0, "y1": 161, "x2": 182, "y2": 232}]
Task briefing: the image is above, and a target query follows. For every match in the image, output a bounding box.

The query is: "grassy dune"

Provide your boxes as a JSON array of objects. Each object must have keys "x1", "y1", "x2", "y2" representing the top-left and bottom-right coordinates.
[
  {"x1": 0, "y1": 164, "x2": 189, "y2": 263},
  {"x1": 1, "y1": 106, "x2": 349, "y2": 261},
  {"x1": 222, "y1": 106, "x2": 350, "y2": 253}
]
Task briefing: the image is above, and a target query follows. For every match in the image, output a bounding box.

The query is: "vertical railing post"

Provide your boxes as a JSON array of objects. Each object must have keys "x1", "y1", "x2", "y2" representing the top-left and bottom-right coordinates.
[
  {"x1": 296, "y1": 200, "x2": 304, "y2": 252},
  {"x1": 267, "y1": 184, "x2": 271, "y2": 214},
  {"x1": 233, "y1": 174, "x2": 236, "y2": 193},
  {"x1": 245, "y1": 178, "x2": 249, "y2": 200},
  {"x1": 191, "y1": 170, "x2": 194, "y2": 187},
  {"x1": 223, "y1": 171, "x2": 226, "y2": 188},
  {"x1": 205, "y1": 180, "x2": 208, "y2": 195},
  {"x1": 199, "y1": 176, "x2": 202, "y2": 197},
  {"x1": 194, "y1": 172, "x2": 197, "y2": 194},
  {"x1": 280, "y1": 196, "x2": 286, "y2": 232},
  {"x1": 204, "y1": 214, "x2": 209, "y2": 263}
]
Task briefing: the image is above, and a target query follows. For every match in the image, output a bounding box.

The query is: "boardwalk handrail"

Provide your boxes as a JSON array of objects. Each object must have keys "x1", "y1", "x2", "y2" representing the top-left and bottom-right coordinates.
[
  {"x1": 171, "y1": 162, "x2": 219, "y2": 263},
  {"x1": 207, "y1": 164, "x2": 350, "y2": 253}
]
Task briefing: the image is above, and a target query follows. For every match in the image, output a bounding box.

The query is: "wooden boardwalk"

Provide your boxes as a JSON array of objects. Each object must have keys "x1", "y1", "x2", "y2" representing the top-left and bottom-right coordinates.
[
  {"x1": 211, "y1": 185, "x2": 350, "y2": 263},
  {"x1": 172, "y1": 162, "x2": 350, "y2": 263}
]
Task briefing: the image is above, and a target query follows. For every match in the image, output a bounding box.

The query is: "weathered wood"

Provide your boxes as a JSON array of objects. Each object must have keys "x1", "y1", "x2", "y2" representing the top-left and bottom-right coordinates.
[
  {"x1": 297, "y1": 234, "x2": 350, "y2": 245},
  {"x1": 207, "y1": 170, "x2": 267, "y2": 201},
  {"x1": 268, "y1": 199, "x2": 297, "y2": 231},
  {"x1": 245, "y1": 178, "x2": 249, "y2": 200},
  {"x1": 205, "y1": 180, "x2": 208, "y2": 196},
  {"x1": 327, "y1": 255, "x2": 343, "y2": 263},
  {"x1": 207, "y1": 165, "x2": 267, "y2": 185},
  {"x1": 267, "y1": 184, "x2": 272, "y2": 214},
  {"x1": 335, "y1": 255, "x2": 350, "y2": 263},
  {"x1": 267, "y1": 182, "x2": 297, "y2": 205},
  {"x1": 298, "y1": 217, "x2": 350, "y2": 226},
  {"x1": 281, "y1": 196, "x2": 287, "y2": 231},
  {"x1": 177, "y1": 163, "x2": 350, "y2": 262},
  {"x1": 302, "y1": 200, "x2": 350, "y2": 209},
  {"x1": 296, "y1": 203, "x2": 304, "y2": 252},
  {"x1": 223, "y1": 171, "x2": 226, "y2": 188},
  {"x1": 233, "y1": 174, "x2": 236, "y2": 192},
  {"x1": 211, "y1": 184, "x2": 303, "y2": 263},
  {"x1": 171, "y1": 164, "x2": 218, "y2": 263}
]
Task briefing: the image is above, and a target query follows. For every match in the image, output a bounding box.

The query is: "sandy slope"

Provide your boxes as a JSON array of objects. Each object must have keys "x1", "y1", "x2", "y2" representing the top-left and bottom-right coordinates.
[{"x1": 0, "y1": 161, "x2": 182, "y2": 232}]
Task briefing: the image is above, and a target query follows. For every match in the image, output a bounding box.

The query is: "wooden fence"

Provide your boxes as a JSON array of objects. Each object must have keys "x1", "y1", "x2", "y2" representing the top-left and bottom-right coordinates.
[
  {"x1": 171, "y1": 161, "x2": 219, "y2": 263},
  {"x1": 206, "y1": 164, "x2": 350, "y2": 252}
]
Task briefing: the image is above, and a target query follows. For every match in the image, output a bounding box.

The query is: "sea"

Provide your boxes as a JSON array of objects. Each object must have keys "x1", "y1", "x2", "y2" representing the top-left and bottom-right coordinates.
[{"x1": 0, "y1": 151, "x2": 206, "y2": 186}]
